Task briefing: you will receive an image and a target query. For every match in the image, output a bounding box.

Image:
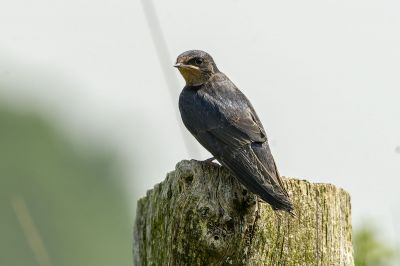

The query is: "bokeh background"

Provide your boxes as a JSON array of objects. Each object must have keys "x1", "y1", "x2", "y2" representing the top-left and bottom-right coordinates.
[{"x1": 1, "y1": 0, "x2": 399, "y2": 265}]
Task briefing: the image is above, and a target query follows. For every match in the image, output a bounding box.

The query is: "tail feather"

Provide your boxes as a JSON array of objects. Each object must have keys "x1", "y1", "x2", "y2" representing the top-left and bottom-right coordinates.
[{"x1": 220, "y1": 145, "x2": 294, "y2": 213}]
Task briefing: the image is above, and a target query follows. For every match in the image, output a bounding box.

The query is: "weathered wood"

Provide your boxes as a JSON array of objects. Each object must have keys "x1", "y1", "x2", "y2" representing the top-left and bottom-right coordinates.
[{"x1": 133, "y1": 160, "x2": 353, "y2": 265}]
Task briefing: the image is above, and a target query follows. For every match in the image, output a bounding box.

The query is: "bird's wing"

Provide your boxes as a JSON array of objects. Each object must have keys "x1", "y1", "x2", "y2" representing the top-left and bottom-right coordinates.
[
  {"x1": 221, "y1": 142, "x2": 292, "y2": 210},
  {"x1": 204, "y1": 122, "x2": 292, "y2": 210},
  {"x1": 228, "y1": 106, "x2": 267, "y2": 144},
  {"x1": 197, "y1": 82, "x2": 292, "y2": 210}
]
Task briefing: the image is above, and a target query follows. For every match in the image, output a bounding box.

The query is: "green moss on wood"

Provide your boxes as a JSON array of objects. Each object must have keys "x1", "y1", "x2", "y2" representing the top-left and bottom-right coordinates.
[{"x1": 133, "y1": 160, "x2": 353, "y2": 265}]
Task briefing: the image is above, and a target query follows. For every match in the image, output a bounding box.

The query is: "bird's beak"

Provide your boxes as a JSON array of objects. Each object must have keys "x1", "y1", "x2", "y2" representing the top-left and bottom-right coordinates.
[{"x1": 173, "y1": 63, "x2": 200, "y2": 71}]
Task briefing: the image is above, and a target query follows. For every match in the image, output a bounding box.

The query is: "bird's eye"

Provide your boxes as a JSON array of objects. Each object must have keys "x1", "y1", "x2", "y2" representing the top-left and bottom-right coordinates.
[{"x1": 194, "y1": 58, "x2": 203, "y2": 65}]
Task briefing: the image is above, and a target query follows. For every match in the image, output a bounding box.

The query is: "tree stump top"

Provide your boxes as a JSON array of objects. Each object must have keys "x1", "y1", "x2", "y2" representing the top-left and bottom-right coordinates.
[{"x1": 134, "y1": 160, "x2": 353, "y2": 265}]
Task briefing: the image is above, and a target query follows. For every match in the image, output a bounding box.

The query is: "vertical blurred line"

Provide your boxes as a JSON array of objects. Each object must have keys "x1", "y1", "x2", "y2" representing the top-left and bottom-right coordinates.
[
  {"x1": 139, "y1": 0, "x2": 200, "y2": 158},
  {"x1": 12, "y1": 196, "x2": 52, "y2": 266}
]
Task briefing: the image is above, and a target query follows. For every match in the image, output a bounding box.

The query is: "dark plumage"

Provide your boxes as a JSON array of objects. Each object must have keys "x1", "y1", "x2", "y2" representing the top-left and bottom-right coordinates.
[{"x1": 175, "y1": 50, "x2": 294, "y2": 214}]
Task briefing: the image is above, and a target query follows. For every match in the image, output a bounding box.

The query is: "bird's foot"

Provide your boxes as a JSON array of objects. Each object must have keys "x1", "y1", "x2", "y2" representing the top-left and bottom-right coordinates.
[
  {"x1": 194, "y1": 157, "x2": 218, "y2": 165},
  {"x1": 204, "y1": 157, "x2": 215, "y2": 163}
]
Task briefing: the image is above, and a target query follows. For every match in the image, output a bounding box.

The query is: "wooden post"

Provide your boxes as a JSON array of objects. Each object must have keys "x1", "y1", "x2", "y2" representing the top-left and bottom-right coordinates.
[{"x1": 133, "y1": 160, "x2": 353, "y2": 265}]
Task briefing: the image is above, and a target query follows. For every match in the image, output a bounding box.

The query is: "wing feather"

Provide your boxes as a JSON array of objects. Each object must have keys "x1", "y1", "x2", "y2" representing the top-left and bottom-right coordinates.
[{"x1": 183, "y1": 74, "x2": 293, "y2": 211}]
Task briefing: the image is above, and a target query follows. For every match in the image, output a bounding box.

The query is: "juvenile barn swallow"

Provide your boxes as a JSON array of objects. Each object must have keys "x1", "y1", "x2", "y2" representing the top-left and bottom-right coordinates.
[{"x1": 175, "y1": 50, "x2": 293, "y2": 214}]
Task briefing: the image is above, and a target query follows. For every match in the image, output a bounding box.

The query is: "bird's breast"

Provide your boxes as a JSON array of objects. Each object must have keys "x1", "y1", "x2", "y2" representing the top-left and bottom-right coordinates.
[{"x1": 179, "y1": 87, "x2": 222, "y2": 134}]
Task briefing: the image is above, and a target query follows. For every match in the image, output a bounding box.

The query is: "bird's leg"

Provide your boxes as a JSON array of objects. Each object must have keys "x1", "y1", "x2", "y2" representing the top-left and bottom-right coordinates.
[
  {"x1": 194, "y1": 157, "x2": 216, "y2": 165},
  {"x1": 204, "y1": 157, "x2": 215, "y2": 163}
]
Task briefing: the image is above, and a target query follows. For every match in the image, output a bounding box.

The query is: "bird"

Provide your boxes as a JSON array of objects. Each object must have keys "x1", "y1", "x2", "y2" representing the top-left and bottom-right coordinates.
[{"x1": 174, "y1": 50, "x2": 294, "y2": 214}]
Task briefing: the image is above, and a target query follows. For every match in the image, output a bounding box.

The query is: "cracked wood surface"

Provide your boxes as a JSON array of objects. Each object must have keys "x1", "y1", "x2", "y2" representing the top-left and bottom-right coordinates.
[{"x1": 133, "y1": 160, "x2": 354, "y2": 265}]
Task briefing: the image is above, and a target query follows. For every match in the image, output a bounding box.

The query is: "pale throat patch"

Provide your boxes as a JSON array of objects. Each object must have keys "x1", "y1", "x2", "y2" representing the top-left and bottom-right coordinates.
[{"x1": 178, "y1": 68, "x2": 205, "y2": 86}]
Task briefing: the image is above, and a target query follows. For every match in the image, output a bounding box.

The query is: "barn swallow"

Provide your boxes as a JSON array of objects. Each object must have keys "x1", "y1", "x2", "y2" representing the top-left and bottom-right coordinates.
[{"x1": 175, "y1": 50, "x2": 294, "y2": 214}]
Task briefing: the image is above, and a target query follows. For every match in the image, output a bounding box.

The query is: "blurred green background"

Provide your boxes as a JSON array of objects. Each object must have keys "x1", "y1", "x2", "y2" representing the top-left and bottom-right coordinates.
[
  {"x1": 0, "y1": 102, "x2": 132, "y2": 266},
  {"x1": 354, "y1": 223, "x2": 398, "y2": 266}
]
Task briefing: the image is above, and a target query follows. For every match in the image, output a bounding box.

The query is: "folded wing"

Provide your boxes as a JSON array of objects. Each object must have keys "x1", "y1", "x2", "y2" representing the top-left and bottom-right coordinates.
[{"x1": 201, "y1": 120, "x2": 293, "y2": 212}]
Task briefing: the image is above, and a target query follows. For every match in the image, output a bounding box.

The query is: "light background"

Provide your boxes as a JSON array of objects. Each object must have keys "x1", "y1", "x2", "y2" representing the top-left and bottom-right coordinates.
[{"x1": 1, "y1": 0, "x2": 399, "y2": 244}]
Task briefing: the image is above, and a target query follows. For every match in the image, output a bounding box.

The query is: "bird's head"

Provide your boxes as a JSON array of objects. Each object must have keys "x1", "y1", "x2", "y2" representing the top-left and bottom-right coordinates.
[{"x1": 174, "y1": 50, "x2": 219, "y2": 86}]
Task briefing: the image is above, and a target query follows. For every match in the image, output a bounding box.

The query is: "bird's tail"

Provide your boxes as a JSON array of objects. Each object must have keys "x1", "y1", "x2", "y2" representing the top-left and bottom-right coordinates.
[{"x1": 221, "y1": 148, "x2": 294, "y2": 215}]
